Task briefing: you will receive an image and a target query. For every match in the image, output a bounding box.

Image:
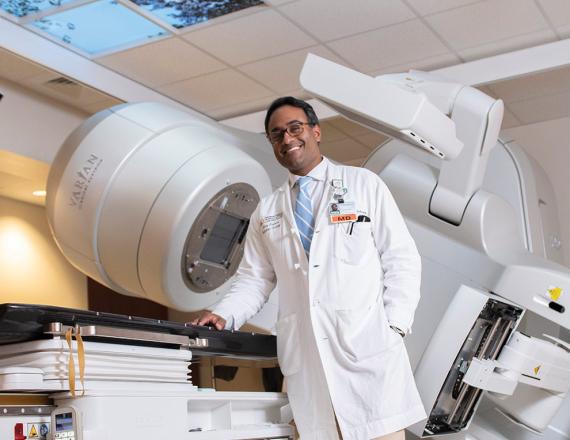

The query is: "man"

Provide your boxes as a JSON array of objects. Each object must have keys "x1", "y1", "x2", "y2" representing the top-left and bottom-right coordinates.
[{"x1": 193, "y1": 97, "x2": 426, "y2": 439}]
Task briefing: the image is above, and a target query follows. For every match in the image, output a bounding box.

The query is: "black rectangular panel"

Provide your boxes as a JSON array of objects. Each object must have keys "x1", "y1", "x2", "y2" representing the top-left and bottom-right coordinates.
[
  {"x1": 0, "y1": 303, "x2": 276, "y2": 359},
  {"x1": 200, "y1": 213, "x2": 247, "y2": 265}
]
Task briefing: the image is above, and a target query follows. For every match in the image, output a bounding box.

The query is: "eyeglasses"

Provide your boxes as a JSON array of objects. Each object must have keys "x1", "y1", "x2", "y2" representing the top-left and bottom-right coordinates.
[{"x1": 267, "y1": 122, "x2": 314, "y2": 145}]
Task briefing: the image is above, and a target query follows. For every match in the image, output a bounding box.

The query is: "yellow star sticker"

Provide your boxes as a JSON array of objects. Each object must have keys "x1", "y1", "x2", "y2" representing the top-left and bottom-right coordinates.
[
  {"x1": 533, "y1": 365, "x2": 541, "y2": 375},
  {"x1": 548, "y1": 287, "x2": 562, "y2": 301}
]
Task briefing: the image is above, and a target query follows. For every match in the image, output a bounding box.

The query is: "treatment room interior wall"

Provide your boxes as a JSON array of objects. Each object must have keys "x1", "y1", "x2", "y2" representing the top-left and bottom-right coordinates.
[
  {"x1": 0, "y1": 196, "x2": 88, "y2": 308},
  {"x1": 503, "y1": 117, "x2": 570, "y2": 268},
  {"x1": 0, "y1": 77, "x2": 88, "y2": 164}
]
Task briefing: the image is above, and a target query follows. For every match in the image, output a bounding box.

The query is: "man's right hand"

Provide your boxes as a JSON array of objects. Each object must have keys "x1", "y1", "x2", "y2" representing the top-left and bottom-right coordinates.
[{"x1": 190, "y1": 311, "x2": 227, "y2": 330}]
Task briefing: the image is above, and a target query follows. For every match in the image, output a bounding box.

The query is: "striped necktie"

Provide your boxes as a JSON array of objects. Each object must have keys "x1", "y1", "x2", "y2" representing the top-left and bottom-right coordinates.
[{"x1": 294, "y1": 176, "x2": 314, "y2": 255}]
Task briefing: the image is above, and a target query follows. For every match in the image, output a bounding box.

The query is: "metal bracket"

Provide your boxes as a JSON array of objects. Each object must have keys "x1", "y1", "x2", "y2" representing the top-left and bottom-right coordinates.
[
  {"x1": 45, "y1": 322, "x2": 209, "y2": 350},
  {"x1": 462, "y1": 358, "x2": 517, "y2": 395}
]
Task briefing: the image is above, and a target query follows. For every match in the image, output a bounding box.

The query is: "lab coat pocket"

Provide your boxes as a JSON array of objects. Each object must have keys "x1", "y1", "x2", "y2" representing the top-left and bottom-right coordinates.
[
  {"x1": 276, "y1": 313, "x2": 302, "y2": 376},
  {"x1": 334, "y1": 222, "x2": 373, "y2": 265},
  {"x1": 335, "y1": 302, "x2": 400, "y2": 362}
]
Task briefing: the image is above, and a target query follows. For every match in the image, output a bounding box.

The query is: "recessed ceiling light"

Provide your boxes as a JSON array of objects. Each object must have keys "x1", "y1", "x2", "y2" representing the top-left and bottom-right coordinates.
[
  {"x1": 0, "y1": 0, "x2": 74, "y2": 18},
  {"x1": 29, "y1": 0, "x2": 170, "y2": 55},
  {"x1": 32, "y1": 190, "x2": 47, "y2": 197},
  {"x1": 131, "y1": 0, "x2": 265, "y2": 30}
]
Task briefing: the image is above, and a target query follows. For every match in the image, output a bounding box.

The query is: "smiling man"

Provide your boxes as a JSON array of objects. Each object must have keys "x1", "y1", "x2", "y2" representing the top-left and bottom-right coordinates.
[
  {"x1": 194, "y1": 97, "x2": 426, "y2": 439},
  {"x1": 266, "y1": 101, "x2": 322, "y2": 175}
]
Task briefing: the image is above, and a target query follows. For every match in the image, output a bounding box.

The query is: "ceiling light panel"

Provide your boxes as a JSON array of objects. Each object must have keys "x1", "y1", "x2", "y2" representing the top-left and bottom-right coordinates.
[
  {"x1": 0, "y1": 0, "x2": 76, "y2": 18},
  {"x1": 27, "y1": 0, "x2": 170, "y2": 55},
  {"x1": 129, "y1": 0, "x2": 264, "y2": 30}
]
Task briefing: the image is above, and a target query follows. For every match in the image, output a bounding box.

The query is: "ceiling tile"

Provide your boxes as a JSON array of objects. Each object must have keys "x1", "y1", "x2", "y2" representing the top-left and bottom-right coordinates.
[
  {"x1": 536, "y1": 0, "x2": 570, "y2": 27},
  {"x1": 320, "y1": 137, "x2": 371, "y2": 163},
  {"x1": 371, "y1": 52, "x2": 461, "y2": 75},
  {"x1": 207, "y1": 94, "x2": 278, "y2": 120},
  {"x1": 238, "y1": 45, "x2": 346, "y2": 94},
  {"x1": 283, "y1": 88, "x2": 313, "y2": 100},
  {"x1": 327, "y1": 19, "x2": 448, "y2": 72},
  {"x1": 319, "y1": 121, "x2": 349, "y2": 143},
  {"x1": 488, "y1": 65, "x2": 570, "y2": 103},
  {"x1": 0, "y1": 48, "x2": 112, "y2": 116},
  {"x1": 278, "y1": 0, "x2": 414, "y2": 41},
  {"x1": 81, "y1": 97, "x2": 124, "y2": 115},
  {"x1": 158, "y1": 69, "x2": 274, "y2": 112},
  {"x1": 328, "y1": 117, "x2": 371, "y2": 137},
  {"x1": 344, "y1": 158, "x2": 366, "y2": 166},
  {"x1": 0, "y1": 48, "x2": 53, "y2": 82},
  {"x1": 355, "y1": 131, "x2": 390, "y2": 150},
  {"x1": 500, "y1": 107, "x2": 521, "y2": 129},
  {"x1": 405, "y1": 0, "x2": 482, "y2": 16},
  {"x1": 183, "y1": 9, "x2": 315, "y2": 65},
  {"x1": 19, "y1": 70, "x2": 111, "y2": 108},
  {"x1": 97, "y1": 38, "x2": 225, "y2": 87},
  {"x1": 425, "y1": 0, "x2": 550, "y2": 51},
  {"x1": 458, "y1": 29, "x2": 557, "y2": 61},
  {"x1": 212, "y1": 88, "x2": 316, "y2": 121},
  {"x1": 264, "y1": 0, "x2": 297, "y2": 4},
  {"x1": 508, "y1": 89, "x2": 570, "y2": 125},
  {"x1": 476, "y1": 85, "x2": 498, "y2": 99}
]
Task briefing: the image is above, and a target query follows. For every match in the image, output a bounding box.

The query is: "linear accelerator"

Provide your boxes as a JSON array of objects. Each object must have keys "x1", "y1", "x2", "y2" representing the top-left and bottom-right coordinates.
[{"x1": 0, "y1": 54, "x2": 569, "y2": 440}]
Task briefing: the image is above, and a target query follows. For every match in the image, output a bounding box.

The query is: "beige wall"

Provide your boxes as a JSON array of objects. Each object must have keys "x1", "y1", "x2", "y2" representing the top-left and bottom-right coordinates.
[{"x1": 0, "y1": 196, "x2": 87, "y2": 308}]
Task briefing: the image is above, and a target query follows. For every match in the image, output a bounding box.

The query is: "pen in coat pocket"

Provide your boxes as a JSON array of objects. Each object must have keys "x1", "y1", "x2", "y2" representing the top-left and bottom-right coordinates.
[{"x1": 349, "y1": 215, "x2": 371, "y2": 235}]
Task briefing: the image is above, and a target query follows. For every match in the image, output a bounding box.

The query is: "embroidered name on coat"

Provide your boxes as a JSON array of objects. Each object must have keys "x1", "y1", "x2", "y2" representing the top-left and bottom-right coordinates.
[{"x1": 261, "y1": 213, "x2": 283, "y2": 234}]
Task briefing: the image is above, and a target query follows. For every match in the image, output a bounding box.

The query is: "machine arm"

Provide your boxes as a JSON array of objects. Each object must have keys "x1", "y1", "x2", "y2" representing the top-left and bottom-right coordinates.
[
  {"x1": 462, "y1": 331, "x2": 570, "y2": 433},
  {"x1": 300, "y1": 53, "x2": 504, "y2": 225},
  {"x1": 463, "y1": 331, "x2": 570, "y2": 395}
]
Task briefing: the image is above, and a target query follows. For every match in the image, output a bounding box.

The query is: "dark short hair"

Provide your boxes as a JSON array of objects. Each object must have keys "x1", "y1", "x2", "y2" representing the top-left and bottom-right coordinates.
[{"x1": 264, "y1": 96, "x2": 319, "y2": 134}]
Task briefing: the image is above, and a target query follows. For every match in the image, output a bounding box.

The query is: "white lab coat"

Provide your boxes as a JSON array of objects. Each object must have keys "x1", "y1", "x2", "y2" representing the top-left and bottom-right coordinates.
[{"x1": 214, "y1": 161, "x2": 426, "y2": 439}]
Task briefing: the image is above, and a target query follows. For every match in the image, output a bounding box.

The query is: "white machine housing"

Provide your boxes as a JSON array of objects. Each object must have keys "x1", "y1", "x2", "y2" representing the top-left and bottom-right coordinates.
[
  {"x1": 299, "y1": 54, "x2": 464, "y2": 161},
  {"x1": 367, "y1": 137, "x2": 570, "y2": 439},
  {"x1": 46, "y1": 102, "x2": 285, "y2": 312},
  {"x1": 0, "y1": 336, "x2": 292, "y2": 440},
  {"x1": 301, "y1": 53, "x2": 505, "y2": 225}
]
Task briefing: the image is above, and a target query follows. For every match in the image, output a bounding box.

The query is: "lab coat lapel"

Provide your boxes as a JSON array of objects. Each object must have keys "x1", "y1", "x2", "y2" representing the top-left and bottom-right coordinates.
[
  {"x1": 279, "y1": 179, "x2": 307, "y2": 267},
  {"x1": 279, "y1": 180, "x2": 295, "y2": 230}
]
